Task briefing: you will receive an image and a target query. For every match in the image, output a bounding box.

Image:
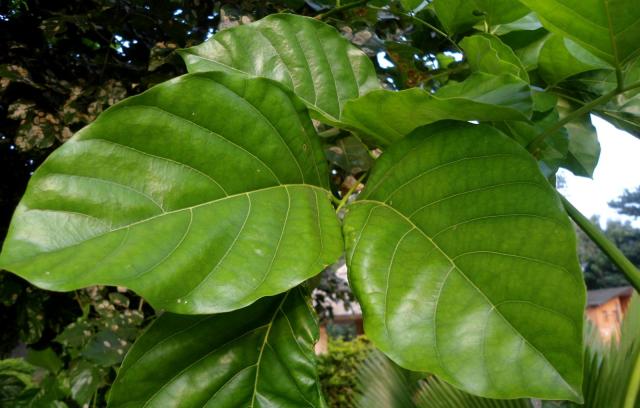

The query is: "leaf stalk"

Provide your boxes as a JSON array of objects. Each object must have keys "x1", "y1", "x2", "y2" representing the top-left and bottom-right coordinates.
[
  {"x1": 530, "y1": 80, "x2": 640, "y2": 153},
  {"x1": 336, "y1": 172, "x2": 367, "y2": 213}
]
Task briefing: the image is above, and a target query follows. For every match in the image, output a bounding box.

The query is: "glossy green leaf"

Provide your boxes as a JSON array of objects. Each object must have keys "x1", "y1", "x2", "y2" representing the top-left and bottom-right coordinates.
[
  {"x1": 341, "y1": 73, "x2": 532, "y2": 146},
  {"x1": 432, "y1": 0, "x2": 482, "y2": 35},
  {"x1": 108, "y1": 288, "x2": 326, "y2": 408},
  {"x1": 491, "y1": 12, "x2": 543, "y2": 36},
  {"x1": 460, "y1": 34, "x2": 529, "y2": 81},
  {"x1": 472, "y1": 0, "x2": 531, "y2": 26},
  {"x1": 519, "y1": 0, "x2": 640, "y2": 67},
  {"x1": 179, "y1": 14, "x2": 380, "y2": 123},
  {"x1": 505, "y1": 30, "x2": 550, "y2": 71},
  {"x1": 343, "y1": 123, "x2": 585, "y2": 401},
  {"x1": 0, "y1": 72, "x2": 343, "y2": 314},
  {"x1": 538, "y1": 35, "x2": 611, "y2": 86}
]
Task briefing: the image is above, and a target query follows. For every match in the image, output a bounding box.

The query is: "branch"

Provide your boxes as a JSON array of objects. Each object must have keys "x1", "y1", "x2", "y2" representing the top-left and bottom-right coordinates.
[
  {"x1": 560, "y1": 194, "x2": 640, "y2": 293},
  {"x1": 336, "y1": 172, "x2": 367, "y2": 213},
  {"x1": 527, "y1": 89, "x2": 618, "y2": 153},
  {"x1": 529, "y1": 80, "x2": 640, "y2": 153},
  {"x1": 314, "y1": 0, "x2": 368, "y2": 20},
  {"x1": 367, "y1": 5, "x2": 462, "y2": 53}
]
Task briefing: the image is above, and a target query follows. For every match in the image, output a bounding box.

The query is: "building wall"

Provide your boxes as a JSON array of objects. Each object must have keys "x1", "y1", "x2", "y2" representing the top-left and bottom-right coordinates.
[{"x1": 586, "y1": 297, "x2": 625, "y2": 342}]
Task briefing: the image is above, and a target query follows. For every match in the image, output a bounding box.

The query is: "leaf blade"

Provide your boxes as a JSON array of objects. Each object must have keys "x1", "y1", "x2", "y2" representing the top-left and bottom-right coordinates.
[
  {"x1": 0, "y1": 72, "x2": 343, "y2": 314},
  {"x1": 343, "y1": 123, "x2": 585, "y2": 401},
  {"x1": 108, "y1": 288, "x2": 326, "y2": 408},
  {"x1": 341, "y1": 73, "x2": 532, "y2": 146},
  {"x1": 179, "y1": 14, "x2": 380, "y2": 122}
]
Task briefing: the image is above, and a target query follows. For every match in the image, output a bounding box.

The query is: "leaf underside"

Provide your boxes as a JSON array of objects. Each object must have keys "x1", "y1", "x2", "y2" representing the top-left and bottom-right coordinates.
[
  {"x1": 0, "y1": 72, "x2": 343, "y2": 314},
  {"x1": 343, "y1": 123, "x2": 585, "y2": 401}
]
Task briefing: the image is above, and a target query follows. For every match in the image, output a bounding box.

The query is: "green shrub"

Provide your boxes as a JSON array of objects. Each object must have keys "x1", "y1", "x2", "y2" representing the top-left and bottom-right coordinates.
[{"x1": 317, "y1": 336, "x2": 373, "y2": 408}]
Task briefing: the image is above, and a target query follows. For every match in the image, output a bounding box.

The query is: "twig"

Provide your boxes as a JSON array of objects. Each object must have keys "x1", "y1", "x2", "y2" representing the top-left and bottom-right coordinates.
[
  {"x1": 315, "y1": 0, "x2": 368, "y2": 20},
  {"x1": 529, "y1": 80, "x2": 640, "y2": 153},
  {"x1": 336, "y1": 172, "x2": 367, "y2": 213},
  {"x1": 367, "y1": 5, "x2": 462, "y2": 53}
]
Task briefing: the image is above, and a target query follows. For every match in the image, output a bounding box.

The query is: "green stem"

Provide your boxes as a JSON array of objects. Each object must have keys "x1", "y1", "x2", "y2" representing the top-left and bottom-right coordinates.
[
  {"x1": 315, "y1": 0, "x2": 368, "y2": 20},
  {"x1": 367, "y1": 6, "x2": 462, "y2": 52},
  {"x1": 527, "y1": 89, "x2": 618, "y2": 153},
  {"x1": 336, "y1": 172, "x2": 367, "y2": 213},
  {"x1": 532, "y1": 80, "x2": 640, "y2": 153},
  {"x1": 560, "y1": 194, "x2": 640, "y2": 293}
]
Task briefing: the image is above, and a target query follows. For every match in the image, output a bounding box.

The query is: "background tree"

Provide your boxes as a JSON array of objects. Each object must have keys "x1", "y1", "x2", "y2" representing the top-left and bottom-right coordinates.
[
  {"x1": 609, "y1": 186, "x2": 640, "y2": 218},
  {"x1": 577, "y1": 218, "x2": 640, "y2": 289}
]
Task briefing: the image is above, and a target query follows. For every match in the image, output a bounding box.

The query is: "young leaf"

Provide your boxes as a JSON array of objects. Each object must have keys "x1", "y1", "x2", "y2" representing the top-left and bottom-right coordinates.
[
  {"x1": 108, "y1": 288, "x2": 327, "y2": 408},
  {"x1": 341, "y1": 73, "x2": 532, "y2": 146},
  {"x1": 519, "y1": 0, "x2": 640, "y2": 68},
  {"x1": 179, "y1": 14, "x2": 380, "y2": 124},
  {"x1": 343, "y1": 123, "x2": 585, "y2": 401},
  {"x1": 460, "y1": 34, "x2": 529, "y2": 81},
  {"x1": 0, "y1": 72, "x2": 343, "y2": 314}
]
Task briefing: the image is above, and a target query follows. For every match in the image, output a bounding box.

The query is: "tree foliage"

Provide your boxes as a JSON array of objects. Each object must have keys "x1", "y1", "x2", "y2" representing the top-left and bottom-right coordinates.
[
  {"x1": 1, "y1": 0, "x2": 640, "y2": 406},
  {"x1": 610, "y1": 186, "x2": 640, "y2": 218}
]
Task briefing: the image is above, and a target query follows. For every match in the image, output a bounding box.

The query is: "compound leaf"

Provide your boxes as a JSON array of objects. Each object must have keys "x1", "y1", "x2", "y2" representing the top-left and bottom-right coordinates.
[
  {"x1": 343, "y1": 123, "x2": 585, "y2": 401},
  {"x1": 179, "y1": 14, "x2": 380, "y2": 124},
  {"x1": 0, "y1": 72, "x2": 343, "y2": 314},
  {"x1": 108, "y1": 288, "x2": 326, "y2": 408}
]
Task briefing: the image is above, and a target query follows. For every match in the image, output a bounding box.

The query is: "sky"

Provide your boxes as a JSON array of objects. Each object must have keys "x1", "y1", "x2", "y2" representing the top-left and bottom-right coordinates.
[{"x1": 558, "y1": 116, "x2": 640, "y2": 228}]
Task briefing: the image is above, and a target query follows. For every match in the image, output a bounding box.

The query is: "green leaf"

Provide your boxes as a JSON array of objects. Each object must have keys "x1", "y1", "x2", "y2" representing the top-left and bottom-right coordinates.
[
  {"x1": 460, "y1": 33, "x2": 529, "y2": 81},
  {"x1": 504, "y1": 30, "x2": 549, "y2": 71},
  {"x1": 495, "y1": 109, "x2": 570, "y2": 177},
  {"x1": 108, "y1": 288, "x2": 326, "y2": 408},
  {"x1": 0, "y1": 72, "x2": 343, "y2": 314},
  {"x1": 432, "y1": 0, "x2": 482, "y2": 35},
  {"x1": 491, "y1": 12, "x2": 543, "y2": 36},
  {"x1": 343, "y1": 123, "x2": 585, "y2": 401},
  {"x1": 519, "y1": 0, "x2": 640, "y2": 67},
  {"x1": 565, "y1": 59, "x2": 640, "y2": 138},
  {"x1": 557, "y1": 99, "x2": 601, "y2": 177},
  {"x1": 69, "y1": 361, "x2": 103, "y2": 406},
  {"x1": 538, "y1": 35, "x2": 611, "y2": 86},
  {"x1": 472, "y1": 0, "x2": 531, "y2": 26},
  {"x1": 179, "y1": 14, "x2": 380, "y2": 123},
  {"x1": 25, "y1": 348, "x2": 63, "y2": 374},
  {"x1": 400, "y1": 0, "x2": 424, "y2": 11},
  {"x1": 82, "y1": 331, "x2": 127, "y2": 367},
  {"x1": 325, "y1": 136, "x2": 373, "y2": 175},
  {"x1": 341, "y1": 73, "x2": 532, "y2": 146}
]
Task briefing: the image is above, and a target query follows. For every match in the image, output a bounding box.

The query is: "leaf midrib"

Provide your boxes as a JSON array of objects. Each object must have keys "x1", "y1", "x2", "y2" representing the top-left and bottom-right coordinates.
[
  {"x1": 5, "y1": 184, "x2": 327, "y2": 267},
  {"x1": 352, "y1": 199, "x2": 580, "y2": 398}
]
